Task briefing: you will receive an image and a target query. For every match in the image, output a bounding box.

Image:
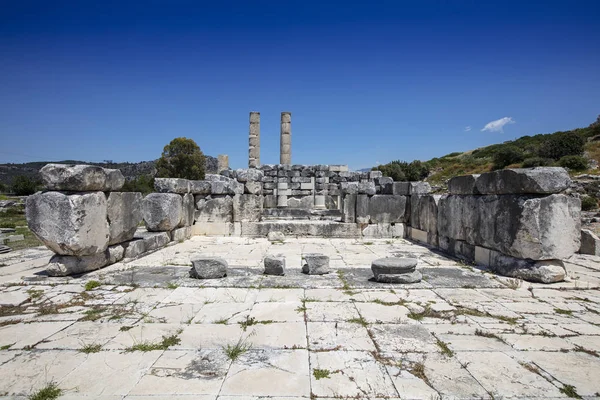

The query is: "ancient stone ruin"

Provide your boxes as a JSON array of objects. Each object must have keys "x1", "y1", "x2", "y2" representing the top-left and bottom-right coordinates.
[{"x1": 25, "y1": 112, "x2": 583, "y2": 283}]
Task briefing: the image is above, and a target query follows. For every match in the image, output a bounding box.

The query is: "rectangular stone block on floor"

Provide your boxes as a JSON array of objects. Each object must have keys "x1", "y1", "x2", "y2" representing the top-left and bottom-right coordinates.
[{"x1": 191, "y1": 222, "x2": 234, "y2": 236}]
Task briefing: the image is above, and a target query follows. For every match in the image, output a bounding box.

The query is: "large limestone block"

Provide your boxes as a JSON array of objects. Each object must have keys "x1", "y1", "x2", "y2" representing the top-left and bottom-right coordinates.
[
  {"x1": 142, "y1": 193, "x2": 183, "y2": 232},
  {"x1": 137, "y1": 231, "x2": 171, "y2": 251},
  {"x1": 368, "y1": 195, "x2": 408, "y2": 224},
  {"x1": 107, "y1": 192, "x2": 143, "y2": 245},
  {"x1": 236, "y1": 168, "x2": 264, "y2": 182},
  {"x1": 439, "y1": 194, "x2": 581, "y2": 260},
  {"x1": 40, "y1": 163, "x2": 124, "y2": 191},
  {"x1": 362, "y1": 223, "x2": 405, "y2": 238},
  {"x1": 195, "y1": 195, "x2": 233, "y2": 222},
  {"x1": 245, "y1": 181, "x2": 263, "y2": 195},
  {"x1": 180, "y1": 193, "x2": 195, "y2": 227},
  {"x1": 410, "y1": 195, "x2": 441, "y2": 233},
  {"x1": 382, "y1": 182, "x2": 410, "y2": 195},
  {"x1": 26, "y1": 191, "x2": 109, "y2": 256},
  {"x1": 356, "y1": 195, "x2": 370, "y2": 224},
  {"x1": 264, "y1": 255, "x2": 286, "y2": 275},
  {"x1": 189, "y1": 180, "x2": 212, "y2": 195},
  {"x1": 233, "y1": 194, "x2": 263, "y2": 222},
  {"x1": 409, "y1": 182, "x2": 431, "y2": 195},
  {"x1": 448, "y1": 175, "x2": 480, "y2": 195},
  {"x1": 341, "y1": 194, "x2": 356, "y2": 223},
  {"x1": 154, "y1": 178, "x2": 190, "y2": 194},
  {"x1": 489, "y1": 252, "x2": 566, "y2": 283},
  {"x1": 475, "y1": 167, "x2": 571, "y2": 195},
  {"x1": 46, "y1": 244, "x2": 124, "y2": 276},
  {"x1": 358, "y1": 182, "x2": 376, "y2": 195},
  {"x1": 301, "y1": 253, "x2": 330, "y2": 275},
  {"x1": 580, "y1": 229, "x2": 600, "y2": 256}
]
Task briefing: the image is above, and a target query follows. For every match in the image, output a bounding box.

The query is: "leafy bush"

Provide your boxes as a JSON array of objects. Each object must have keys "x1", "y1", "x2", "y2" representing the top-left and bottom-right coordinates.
[
  {"x1": 522, "y1": 157, "x2": 554, "y2": 168},
  {"x1": 11, "y1": 176, "x2": 38, "y2": 196},
  {"x1": 492, "y1": 146, "x2": 525, "y2": 170},
  {"x1": 0, "y1": 182, "x2": 5, "y2": 193},
  {"x1": 156, "y1": 137, "x2": 206, "y2": 180},
  {"x1": 558, "y1": 155, "x2": 588, "y2": 171},
  {"x1": 538, "y1": 131, "x2": 585, "y2": 160},
  {"x1": 581, "y1": 196, "x2": 598, "y2": 211}
]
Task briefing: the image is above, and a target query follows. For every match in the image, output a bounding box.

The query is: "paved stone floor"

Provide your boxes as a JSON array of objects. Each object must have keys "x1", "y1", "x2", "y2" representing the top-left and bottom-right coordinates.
[{"x1": 1, "y1": 237, "x2": 600, "y2": 399}]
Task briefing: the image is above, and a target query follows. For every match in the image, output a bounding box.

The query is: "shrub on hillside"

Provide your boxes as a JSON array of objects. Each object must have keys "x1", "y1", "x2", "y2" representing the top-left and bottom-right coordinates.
[
  {"x1": 492, "y1": 146, "x2": 525, "y2": 170},
  {"x1": 558, "y1": 155, "x2": 588, "y2": 171},
  {"x1": 581, "y1": 195, "x2": 598, "y2": 211},
  {"x1": 376, "y1": 160, "x2": 430, "y2": 182},
  {"x1": 522, "y1": 157, "x2": 554, "y2": 168},
  {"x1": 538, "y1": 131, "x2": 585, "y2": 160},
  {"x1": 11, "y1": 175, "x2": 39, "y2": 196},
  {"x1": 156, "y1": 137, "x2": 206, "y2": 180}
]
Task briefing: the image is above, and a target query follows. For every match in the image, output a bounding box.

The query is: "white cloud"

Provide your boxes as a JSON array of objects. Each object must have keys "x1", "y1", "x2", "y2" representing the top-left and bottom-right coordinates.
[
  {"x1": 481, "y1": 117, "x2": 515, "y2": 133},
  {"x1": 464, "y1": 126, "x2": 471, "y2": 132}
]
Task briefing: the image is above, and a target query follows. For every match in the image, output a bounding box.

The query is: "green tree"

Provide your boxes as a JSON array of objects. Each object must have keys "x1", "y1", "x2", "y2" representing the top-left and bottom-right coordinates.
[
  {"x1": 11, "y1": 175, "x2": 38, "y2": 196},
  {"x1": 156, "y1": 137, "x2": 206, "y2": 180},
  {"x1": 559, "y1": 155, "x2": 588, "y2": 171}
]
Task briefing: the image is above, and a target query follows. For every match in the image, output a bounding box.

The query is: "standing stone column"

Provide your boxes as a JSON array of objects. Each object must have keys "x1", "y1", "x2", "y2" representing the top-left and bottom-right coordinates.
[
  {"x1": 280, "y1": 112, "x2": 291, "y2": 165},
  {"x1": 217, "y1": 154, "x2": 229, "y2": 172},
  {"x1": 249, "y1": 112, "x2": 260, "y2": 168}
]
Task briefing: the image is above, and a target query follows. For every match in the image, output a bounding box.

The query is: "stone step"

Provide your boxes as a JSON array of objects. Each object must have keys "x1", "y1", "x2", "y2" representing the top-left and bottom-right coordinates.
[
  {"x1": 261, "y1": 208, "x2": 342, "y2": 221},
  {"x1": 241, "y1": 220, "x2": 361, "y2": 238}
]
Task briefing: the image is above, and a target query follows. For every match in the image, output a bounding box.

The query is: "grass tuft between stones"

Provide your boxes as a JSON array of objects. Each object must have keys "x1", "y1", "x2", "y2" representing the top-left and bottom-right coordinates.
[
  {"x1": 28, "y1": 382, "x2": 62, "y2": 400},
  {"x1": 126, "y1": 331, "x2": 182, "y2": 352},
  {"x1": 223, "y1": 338, "x2": 252, "y2": 361},
  {"x1": 560, "y1": 384, "x2": 582, "y2": 399},
  {"x1": 79, "y1": 343, "x2": 102, "y2": 354},
  {"x1": 84, "y1": 280, "x2": 101, "y2": 291},
  {"x1": 313, "y1": 368, "x2": 332, "y2": 380}
]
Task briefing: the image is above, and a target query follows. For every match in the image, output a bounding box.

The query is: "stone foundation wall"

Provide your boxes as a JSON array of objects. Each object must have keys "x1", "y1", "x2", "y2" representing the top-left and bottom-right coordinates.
[{"x1": 26, "y1": 163, "x2": 582, "y2": 283}]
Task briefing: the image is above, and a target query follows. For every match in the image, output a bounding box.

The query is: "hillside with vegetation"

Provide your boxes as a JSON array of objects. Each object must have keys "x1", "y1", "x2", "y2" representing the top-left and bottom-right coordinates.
[{"x1": 376, "y1": 116, "x2": 600, "y2": 183}]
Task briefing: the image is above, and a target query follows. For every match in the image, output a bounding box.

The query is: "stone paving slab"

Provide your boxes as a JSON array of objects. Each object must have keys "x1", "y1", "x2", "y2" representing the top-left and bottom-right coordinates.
[{"x1": 1, "y1": 237, "x2": 600, "y2": 399}]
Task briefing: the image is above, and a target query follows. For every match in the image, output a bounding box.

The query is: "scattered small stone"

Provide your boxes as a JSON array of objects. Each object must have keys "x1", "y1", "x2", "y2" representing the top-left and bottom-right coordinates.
[
  {"x1": 267, "y1": 231, "x2": 285, "y2": 242},
  {"x1": 190, "y1": 256, "x2": 228, "y2": 279},
  {"x1": 301, "y1": 253, "x2": 330, "y2": 275},
  {"x1": 0, "y1": 245, "x2": 11, "y2": 254},
  {"x1": 264, "y1": 255, "x2": 286, "y2": 275}
]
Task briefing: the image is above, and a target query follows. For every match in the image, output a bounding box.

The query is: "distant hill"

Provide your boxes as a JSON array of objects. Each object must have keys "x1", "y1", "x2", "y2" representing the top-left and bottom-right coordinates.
[{"x1": 0, "y1": 156, "x2": 218, "y2": 186}]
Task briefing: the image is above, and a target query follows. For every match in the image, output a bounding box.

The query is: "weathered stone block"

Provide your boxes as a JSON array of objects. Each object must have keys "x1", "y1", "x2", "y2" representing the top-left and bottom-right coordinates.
[
  {"x1": 409, "y1": 182, "x2": 431, "y2": 195},
  {"x1": 143, "y1": 193, "x2": 183, "y2": 232},
  {"x1": 46, "y1": 243, "x2": 124, "y2": 276},
  {"x1": 195, "y1": 195, "x2": 233, "y2": 223},
  {"x1": 410, "y1": 195, "x2": 441, "y2": 234},
  {"x1": 123, "y1": 239, "x2": 146, "y2": 259},
  {"x1": 362, "y1": 223, "x2": 405, "y2": 239},
  {"x1": 245, "y1": 181, "x2": 262, "y2": 195},
  {"x1": 448, "y1": 175, "x2": 480, "y2": 195},
  {"x1": 233, "y1": 194, "x2": 263, "y2": 222},
  {"x1": 369, "y1": 171, "x2": 383, "y2": 179},
  {"x1": 154, "y1": 178, "x2": 190, "y2": 194},
  {"x1": 372, "y1": 257, "x2": 417, "y2": 275},
  {"x1": 40, "y1": 163, "x2": 124, "y2": 191},
  {"x1": 340, "y1": 182, "x2": 359, "y2": 195},
  {"x1": 301, "y1": 253, "x2": 330, "y2": 275},
  {"x1": 137, "y1": 231, "x2": 171, "y2": 251},
  {"x1": 211, "y1": 179, "x2": 244, "y2": 195},
  {"x1": 171, "y1": 226, "x2": 192, "y2": 242},
  {"x1": 358, "y1": 181, "x2": 376, "y2": 195},
  {"x1": 236, "y1": 168, "x2": 264, "y2": 182},
  {"x1": 190, "y1": 257, "x2": 228, "y2": 279},
  {"x1": 191, "y1": 222, "x2": 233, "y2": 236},
  {"x1": 375, "y1": 270, "x2": 422, "y2": 283},
  {"x1": 489, "y1": 250, "x2": 566, "y2": 283},
  {"x1": 26, "y1": 191, "x2": 109, "y2": 256},
  {"x1": 189, "y1": 180, "x2": 212, "y2": 195},
  {"x1": 475, "y1": 167, "x2": 571, "y2": 195},
  {"x1": 368, "y1": 195, "x2": 408, "y2": 223},
  {"x1": 181, "y1": 193, "x2": 195, "y2": 227},
  {"x1": 356, "y1": 195, "x2": 370, "y2": 224},
  {"x1": 382, "y1": 182, "x2": 410, "y2": 195},
  {"x1": 264, "y1": 255, "x2": 286, "y2": 275},
  {"x1": 107, "y1": 192, "x2": 143, "y2": 245},
  {"x1": 580, "y1": 229, "x2": 600, "y2": 256},
  {"x1": 263, "y1": 195, "x2": 277, "y2": 208},
  {"x1": 341, "y1": 194, "x2": 356, "y2": 223},
  {"x1": 438, "y1": 194, "x2": 580, "y2": 260}
]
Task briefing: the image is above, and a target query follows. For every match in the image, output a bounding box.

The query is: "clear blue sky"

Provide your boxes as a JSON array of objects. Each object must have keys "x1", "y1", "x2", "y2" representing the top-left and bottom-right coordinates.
[{"x1": 1, "y1": 1, "x2": 599, "y2": 170}]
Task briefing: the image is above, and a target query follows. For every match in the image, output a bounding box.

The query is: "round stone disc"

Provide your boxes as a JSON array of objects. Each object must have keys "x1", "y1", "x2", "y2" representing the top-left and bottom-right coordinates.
[{"x1": 371, "y1": 257, "x2": 418, "y2": 275}]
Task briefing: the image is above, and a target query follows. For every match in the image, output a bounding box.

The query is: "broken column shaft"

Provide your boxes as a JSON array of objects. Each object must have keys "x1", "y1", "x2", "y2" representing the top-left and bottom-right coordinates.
[
  {"x1": 249, "y1": 112, "x2": 260, "y2": 168},
  {"x1": 280, "y1": 112, "x2": 291, "y2": 165}
]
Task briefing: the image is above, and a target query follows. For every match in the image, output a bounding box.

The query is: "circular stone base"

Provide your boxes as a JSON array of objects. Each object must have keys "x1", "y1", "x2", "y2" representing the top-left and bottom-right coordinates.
[
  {"x1": 375, "y1": 270, "x2": 422, "y2": 284},
  {"x1": 371, "y1": 257, "x2": 418, "y2": 276}
]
